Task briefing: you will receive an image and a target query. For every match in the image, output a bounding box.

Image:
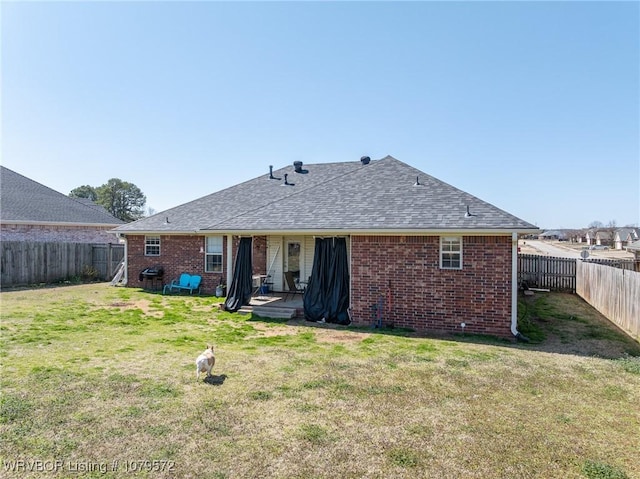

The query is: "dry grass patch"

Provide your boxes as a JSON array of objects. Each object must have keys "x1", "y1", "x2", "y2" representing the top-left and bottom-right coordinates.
[{"x1": 1, "y1": 284, "x2": 639, "y2": 478}]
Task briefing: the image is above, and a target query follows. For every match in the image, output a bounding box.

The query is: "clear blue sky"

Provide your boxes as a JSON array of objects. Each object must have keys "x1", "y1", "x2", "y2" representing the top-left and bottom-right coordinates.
[{"x1": 2, "y1": 1, "x2": 638, "y2": 230}]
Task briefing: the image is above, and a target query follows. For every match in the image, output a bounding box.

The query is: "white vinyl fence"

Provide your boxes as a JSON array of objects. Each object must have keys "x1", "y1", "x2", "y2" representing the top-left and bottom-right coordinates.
[{"x1": 576, "y1": 261, "x2": 640, "y2": 341}]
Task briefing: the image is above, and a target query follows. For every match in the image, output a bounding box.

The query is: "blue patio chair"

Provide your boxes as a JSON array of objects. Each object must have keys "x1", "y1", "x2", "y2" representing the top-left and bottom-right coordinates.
[
  {"x1": 163, "y1": 273, "x2": 200, "y2": 295},
  {"x1": 188, "y1": 275, "x2": 202, "y2": 294}
]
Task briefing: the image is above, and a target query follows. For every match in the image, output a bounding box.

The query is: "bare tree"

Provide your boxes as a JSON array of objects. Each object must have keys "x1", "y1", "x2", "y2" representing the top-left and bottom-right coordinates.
[{"x1": 588, "y1": 220, "x2": 603, "y2": 229}]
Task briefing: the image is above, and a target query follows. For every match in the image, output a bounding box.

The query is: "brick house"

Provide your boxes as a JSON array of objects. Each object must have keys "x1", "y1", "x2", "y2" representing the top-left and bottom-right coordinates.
[
  {"x1": 114, "y1": 156, "x2": 538, "y2": 338},
  {"x1": 1, "y1": 166, "x2": 124, "y2": 243}
]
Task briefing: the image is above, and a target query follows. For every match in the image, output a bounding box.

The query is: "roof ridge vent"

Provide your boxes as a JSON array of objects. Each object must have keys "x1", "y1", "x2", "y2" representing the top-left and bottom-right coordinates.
[
  {"x1": 293, "y1": 161, "x2": 303, "y2": 173},
  {"x1": 360, "y1": 156, "x2": 370, "y2": 165}
]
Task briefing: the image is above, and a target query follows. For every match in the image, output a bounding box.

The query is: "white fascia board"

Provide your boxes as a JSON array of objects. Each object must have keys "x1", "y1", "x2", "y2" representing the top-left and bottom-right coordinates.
[
  {"x1": 115, "y1": 228, "x2": 541, "y2": 236},
  {"x1": 196, "y1": 228, "x2": 541, "y2": 236},
  {"x1": 111, "y1": 230, "x2": 202, "y2": 236}
]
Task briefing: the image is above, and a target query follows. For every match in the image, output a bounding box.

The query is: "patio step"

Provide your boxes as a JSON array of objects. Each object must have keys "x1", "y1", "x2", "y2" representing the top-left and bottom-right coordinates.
[
  {"x1": 223, "y1": 304, "x2": 300, "y2": 319},
  {"x1": 251, "y1": 306, "x2": 296, "y2": 319}
]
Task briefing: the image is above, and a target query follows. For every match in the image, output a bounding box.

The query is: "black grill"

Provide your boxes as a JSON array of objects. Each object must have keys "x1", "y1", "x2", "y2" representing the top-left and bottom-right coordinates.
[{"x1": 139, "y1": 266, "x2": 164, "y2": 290}]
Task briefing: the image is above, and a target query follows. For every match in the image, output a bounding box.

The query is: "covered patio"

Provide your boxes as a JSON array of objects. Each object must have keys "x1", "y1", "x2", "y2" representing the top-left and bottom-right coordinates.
[
  {"x1": 240, "y1": 292, "x2": 305, "y2": 319},
  {"x1": 224, "y1": 236, "x2": 351, "y2": 325}
]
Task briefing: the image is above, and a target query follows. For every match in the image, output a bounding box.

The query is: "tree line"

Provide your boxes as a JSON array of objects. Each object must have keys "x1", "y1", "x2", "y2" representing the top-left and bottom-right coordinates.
[{"x1": 69, "y1": 179, "x2": 146, "y2": 222}]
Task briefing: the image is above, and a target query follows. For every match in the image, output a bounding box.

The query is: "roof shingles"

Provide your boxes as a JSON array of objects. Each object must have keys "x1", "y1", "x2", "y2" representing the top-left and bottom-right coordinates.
[
  {"x1": 115, "y1": 156, "x2": 537, "y2": 234},
  {"x1": 1, "y1": 166, "x2": 124, "y2": 225}
]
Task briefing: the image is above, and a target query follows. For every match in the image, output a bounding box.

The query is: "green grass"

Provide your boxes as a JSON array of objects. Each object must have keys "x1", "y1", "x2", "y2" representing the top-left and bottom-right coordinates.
[
  {"x1": 1, "y1": 284, "x2": 639, "y2": 478},
  {"x1": 582, "y1": 460, "x2": 630, "y2": 479},
  {"x1": 518, "y1": 293, "x2": 640, "y2": 355}
]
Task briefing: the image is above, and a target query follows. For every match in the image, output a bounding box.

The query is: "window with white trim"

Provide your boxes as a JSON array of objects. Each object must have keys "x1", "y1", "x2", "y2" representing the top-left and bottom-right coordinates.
[
  {"x1": 440, "y1": 236, "x2": 462, "y2": 269},
  {"x1": 205, "y1": 236, "x2": 223, "y2": 273},
  {"x1": 145, "y1": 236, "x2": 160, "y2": 256}
]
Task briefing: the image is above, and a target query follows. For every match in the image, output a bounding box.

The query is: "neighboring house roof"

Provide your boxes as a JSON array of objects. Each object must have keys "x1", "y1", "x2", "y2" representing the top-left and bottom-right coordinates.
[
  {"x1": 1, "y1": 166, "x2": 124, "y2": 225},
  {"x1": 596, "y1": 231, "x2": 613, "y2": 240},
  {"x1": 626, "y1": 239, "x2": 640, "y2": 251},
  {"x1": 615, "y1": 228, "x2": 639, "y2": 241},
  {"x1": 115, "y1": 156, "x2": 538, "y2": 235}
]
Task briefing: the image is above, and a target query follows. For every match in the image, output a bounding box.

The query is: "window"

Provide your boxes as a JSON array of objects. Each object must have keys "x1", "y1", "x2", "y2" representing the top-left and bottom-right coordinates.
[
  {"x1": 205, "y1": 236, "x2": 223, "y2": 273},
  {"x1": 440, "y1": 236, "x2": 462, "y2": 269},
  {"x1": 145, "y1": 236, "x2": 160, "y2": 256}
]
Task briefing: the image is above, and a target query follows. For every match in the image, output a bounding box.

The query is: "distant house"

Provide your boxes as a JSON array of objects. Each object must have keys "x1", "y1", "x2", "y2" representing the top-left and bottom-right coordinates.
[
  {"x1": 595, "y1": 231, "x2": 613, "y2": 247},
  {"x1": 586, "y1": 229, "x2": 616, "y2": 247},
  {"x1": 567, "y1": 230, "x2": 587, "y2": 243},
  {"x1": 539, "y1": 230, "x2": 566, "y2": 241},
  {"x1": 0, "y1": 166, "x2": 124, "y2": 243},
  {"x1": 626, "y1": 239, "x2": 640, "y2": 261},
  {"x1": 114, "y1": 155, "x2": 538, "y2": 338},
  {"x1": 614, "y1": 228, "x2": 639, "y2": 250},
  {"x1": 585, "y1": 229, "x2": 597, "y2": 246}
]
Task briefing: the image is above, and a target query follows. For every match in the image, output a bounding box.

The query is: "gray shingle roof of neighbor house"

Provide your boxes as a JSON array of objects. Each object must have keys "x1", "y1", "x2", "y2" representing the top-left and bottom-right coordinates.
[
  {"x1": 114, "y1": 155, "x2": 539, "y2": 234},
  {"x1": 616, "y1": 228, "x2": 639, "y2": 240},
  {"x1": 626, "y1": 239, "x2": 640, "y2": 251},
  {"x1": 0, "y1": 166, "x2": 125, "y2": 225}
]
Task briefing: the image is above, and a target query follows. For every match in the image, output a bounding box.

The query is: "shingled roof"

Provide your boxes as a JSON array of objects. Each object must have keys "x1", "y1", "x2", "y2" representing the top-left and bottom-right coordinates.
[
  {"x1": 115, "y1": 156, "x2": 537, "y2": 234},
  {"x1": 1, "y1": 166, "x2": 124, "y2": 225}
]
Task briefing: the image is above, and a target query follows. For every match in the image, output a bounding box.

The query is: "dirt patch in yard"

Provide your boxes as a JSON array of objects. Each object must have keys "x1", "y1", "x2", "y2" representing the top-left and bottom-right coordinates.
[
  {"x1": 249, "y1": 319, "x2": 371, "y2": 344},
  {"x1": 307, "y1": 324, "x2": 372, "y2": 344},
  {"x1": 105, "y1": 299, "x2": 163, "y2": 318}
]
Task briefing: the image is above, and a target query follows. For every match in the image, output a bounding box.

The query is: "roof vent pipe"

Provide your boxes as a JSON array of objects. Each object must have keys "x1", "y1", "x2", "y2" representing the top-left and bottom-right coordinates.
[
  {"x1": 283, "y1": 173, "x2": 291, "y2": 186},
  {"x1": 269, "y1": 165, "x2": 275, "y2": 179},
  {"x1": 465, "y1": 205, "x2": 477, "y2": 218},
  {"x1": 293, "y1": 161, "x2": 303, "y2": 173},
  {"x1": 360, "y1": 156, "x2": 370, "y2": 165},
  {"x1": 414, "y1": 176, "x2": 421, "y2": 186}
]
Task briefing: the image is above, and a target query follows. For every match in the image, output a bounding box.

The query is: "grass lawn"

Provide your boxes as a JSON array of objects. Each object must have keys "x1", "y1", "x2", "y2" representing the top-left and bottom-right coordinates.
[{"x1": 1, "y1": 283, "x2": 639, "y2": 479}]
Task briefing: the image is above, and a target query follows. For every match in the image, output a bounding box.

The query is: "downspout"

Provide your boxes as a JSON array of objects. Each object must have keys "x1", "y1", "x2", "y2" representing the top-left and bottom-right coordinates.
[
  {"x1": 348, "y1": 235, "x2": 353, "y2": 322},
  {"x1": 123, "y1": 236, "x2": 128, "y2": 285},
  {"x1": 226, "y1": 234, "x2": 233, "y2": 289},
  {"x1": 511, "y1": 232, "x2": 529, "y2": 342},
  {"x1": 116, "y1": 233, "x2": 128, "y2": 285}
]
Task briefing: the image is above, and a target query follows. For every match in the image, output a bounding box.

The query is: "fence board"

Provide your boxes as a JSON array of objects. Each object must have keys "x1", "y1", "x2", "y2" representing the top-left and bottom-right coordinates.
[
  {"x1": 577, "y1": 261, "x2": 640, "y2": 341},
  {"x1": 1, "y1": 241, "x2": 124, "y2": 287}
]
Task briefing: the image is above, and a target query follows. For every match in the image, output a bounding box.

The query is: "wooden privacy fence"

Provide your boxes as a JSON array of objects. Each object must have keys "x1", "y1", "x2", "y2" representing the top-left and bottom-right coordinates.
[
  {"x1": 577, "y1": 261, "x2": 640, "y2": 341},
  {"x1": 1, "y1": 241, "x2": 124, "y2": 288},
  {"x1": 518, "y1": 254, "x2": 639, "y2": 293},
  {"x1": 91, "y1": 244, "x2": 124, "y2": 280},
  {"x1": 518, "y1": 254, "x2": 577, "y2": 291}
]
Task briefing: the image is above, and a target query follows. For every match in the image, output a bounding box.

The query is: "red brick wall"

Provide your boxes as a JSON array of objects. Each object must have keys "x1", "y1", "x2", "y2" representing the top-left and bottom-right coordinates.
[
  {"x1": 350, "y1": 235, "x2": 513, "y2": 337},
  {"x1": 125, "y1": 235, "x2": 267, "y2": 294},
  {"x1": 231, "y1": 236, "x2": 267, "y2": 276}
]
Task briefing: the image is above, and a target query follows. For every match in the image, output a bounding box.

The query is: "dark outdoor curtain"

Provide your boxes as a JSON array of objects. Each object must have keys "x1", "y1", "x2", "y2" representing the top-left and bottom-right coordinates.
[
  {"x1": 303, "y1": 239, "x2": 331, "y2": 321},
  {"x1": 224, "y1": 237, "x2": 253, "y2": 312},
  {"x1": 303, "y1": 237, "x2": 350, "y2": 325}
]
